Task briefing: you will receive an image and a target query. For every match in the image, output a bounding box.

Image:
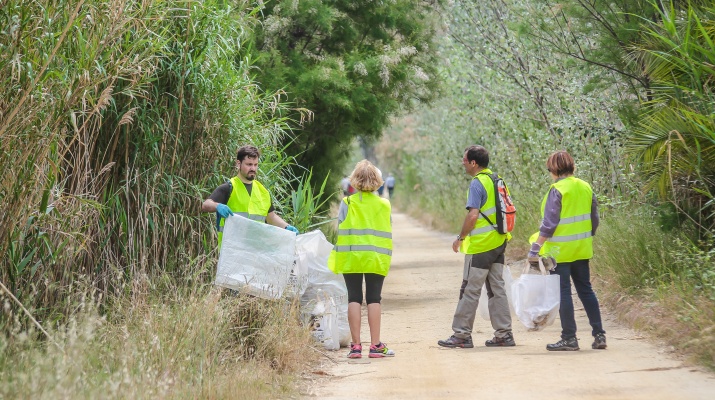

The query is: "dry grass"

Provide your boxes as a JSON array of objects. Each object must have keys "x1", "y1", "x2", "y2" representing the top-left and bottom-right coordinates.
[
  {"x1": 0, "y1": 282, "x2": 319, "y2": 399},
  {"x1": 595, "y1": 276, "x2": 715, "y2": 370}
]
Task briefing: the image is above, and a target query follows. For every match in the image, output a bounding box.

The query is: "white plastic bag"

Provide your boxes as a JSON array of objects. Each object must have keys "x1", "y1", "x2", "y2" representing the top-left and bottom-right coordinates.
[
  {"x1": 296, "y1": 230, "x2": 350, "y2": 347},
  {"x1": 511, "y1": 260, "x2": 560, "y2": 331},
  {"x1": 308, "y1": 289, "x2": 340, "y2": 351},
  {"x1": 214, "y1": 215, "x2": 296, "y2": 299},
  {"x1": 477, "y1": 265, "x2": 515, "y2": 320},
  {"x1": 286, "y1": 231, "x2": 335, "y2": 299}
]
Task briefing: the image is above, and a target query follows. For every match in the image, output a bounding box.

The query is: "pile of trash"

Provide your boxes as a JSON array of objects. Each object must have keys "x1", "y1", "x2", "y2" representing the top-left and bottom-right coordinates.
[{"x1": 215, "y1": 216, "x2": 349, "y2": 350}]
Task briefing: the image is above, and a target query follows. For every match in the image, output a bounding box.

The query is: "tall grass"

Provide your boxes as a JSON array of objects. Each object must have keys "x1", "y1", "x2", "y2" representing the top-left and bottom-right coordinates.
[
  {"x1": 0, "y1": 0, "x2": 327, "y2": 395},
  {"x1": 593, "y1": 208, "x2": 715, "y2": 368},
  {"x1": 0, "y1": 282, "x2": 318, "y2": 399},
  {"x1": 0, "y1": 0, "x2": 298, "y2": 323}
]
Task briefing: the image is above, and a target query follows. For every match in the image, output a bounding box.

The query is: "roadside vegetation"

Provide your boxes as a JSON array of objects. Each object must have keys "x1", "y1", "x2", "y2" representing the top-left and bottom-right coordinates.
[
  {"x1": 2, "y1": 0, "x2": 713, "y2": 395},
  {"x1": 378, "y1": 0, "x2": 715, "y2": 369},
  {"x1": 0, "y1": 0, "x2": 442, "y2": 397},
  {"x1": 0, "y1": 0, "x2": 322, "y2": 397}
]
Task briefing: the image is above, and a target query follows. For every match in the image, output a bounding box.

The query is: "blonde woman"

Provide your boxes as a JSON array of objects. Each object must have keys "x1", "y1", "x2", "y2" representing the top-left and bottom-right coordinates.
[{"x1": 328, "y1": 160, "x2": 395, "y2": 359}]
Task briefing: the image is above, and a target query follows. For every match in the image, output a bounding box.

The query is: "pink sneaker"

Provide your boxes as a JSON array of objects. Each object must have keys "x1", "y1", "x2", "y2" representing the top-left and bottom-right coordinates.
[
  {"x1": 369, "y1": 342, "x2": 395, "y2": 358},
  {"x1": 347, "y1": 343, "x2": 362, "y2": 359}
]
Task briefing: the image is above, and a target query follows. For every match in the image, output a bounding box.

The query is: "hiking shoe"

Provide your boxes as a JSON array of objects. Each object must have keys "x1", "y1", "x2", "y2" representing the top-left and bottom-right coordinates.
[
  {"x1": 485, "y1": 333, "x2": 516, "y2": 347},
  {"x1": 369, "y1": 342, "x2": 395, "y2": 358},
  {"x1": 592, "y1": 333, "x2": 607, "y2": 350},
  {"x1": 347, "y1": 343, "x2": 362, "y2": 359},
  {"x1": 546, "y1": 337, "x2": 580, "y2": 351},
  {"x1": 437, "y1": 335, "x2": 474, "y2": 348}
]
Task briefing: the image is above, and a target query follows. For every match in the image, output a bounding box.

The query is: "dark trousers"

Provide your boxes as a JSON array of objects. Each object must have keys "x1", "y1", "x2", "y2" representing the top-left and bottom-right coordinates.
[
  {"x1": 550, "y1": 259, "x2": 606, "y2": 339},
  {"x1": 343, "y1": 273, "x2": 385, "y2": 305}
]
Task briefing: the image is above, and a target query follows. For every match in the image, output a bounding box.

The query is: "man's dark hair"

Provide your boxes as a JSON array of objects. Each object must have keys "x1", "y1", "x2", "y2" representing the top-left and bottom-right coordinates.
[
  {"x1": 236, "y1": 145, "x2": 260, "y2": 162},
  {"x1": 464, "y1": 145, "x2": 489, "y2": 168}
]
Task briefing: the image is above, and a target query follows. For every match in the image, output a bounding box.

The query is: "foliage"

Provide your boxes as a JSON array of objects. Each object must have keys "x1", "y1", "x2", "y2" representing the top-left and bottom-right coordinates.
[
  {"x1": 251, "y1": 0, "x2": 442, "y2": 195},
  {"x1": 284, "y1": 169, "x2": 336, "y2": 233},
  {"x1": 0, "y1": 0, "x2": 300, "y2": 332},
  {"x1": 593, "y1": 208, "x2": 715, "y2": 368},
  {"x1": 378, "y1": 0, "x2": 633, "y2": 234},
  {"x1": 525, "y1": 0, "x2": 656, "y2": 99},
  {"x1": 670, "y1": 236, "x2": 715, "y2": 301},
  {"x1": 626, "y1": 1, "x2": 715, "y2": 235}
]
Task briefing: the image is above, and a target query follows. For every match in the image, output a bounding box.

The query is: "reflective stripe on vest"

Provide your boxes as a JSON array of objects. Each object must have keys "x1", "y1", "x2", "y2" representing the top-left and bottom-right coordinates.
[
  {"x1": 548, "y1": 231, "x2": 592, "y2": 242},
  {"x1": 469, "y1": 206, "x2": 496, "y2": 235},
  {"x1": 327, "y1": 192, "x2": 392, "y2": 276},
  {"x1": 461, "y1": 170, "x2": 508, "y2": 254},
  {"x1": 470, "y1": 225, "x2": 495, "y2": 235},
  {"x1": 334, "y1": 245, "x2": 393, "y2": 256},
  {"x1": 560, "y1": 213, "x2": 590, "y2": 225},
  {"x1": 540, "y1": 177, "x2": 594, "y2": 263},
  {"x1": 338, "y1": 229, "x2": 392, "y2": 239}
]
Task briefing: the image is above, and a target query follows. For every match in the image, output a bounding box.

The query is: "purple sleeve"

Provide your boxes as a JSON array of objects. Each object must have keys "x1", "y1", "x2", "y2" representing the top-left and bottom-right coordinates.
[
  {"x1": 539, "y1": 188, "x2": 561, "y2": 238},
  {"x1": 466, "y1": 178, "x2": 487, "y2": 210},
  {"x1": 591, "y1": 193, "x2": 599, "y2": 235},
  {"x1": 337, "y1": 201, "x2": 348, "y2": 223}
]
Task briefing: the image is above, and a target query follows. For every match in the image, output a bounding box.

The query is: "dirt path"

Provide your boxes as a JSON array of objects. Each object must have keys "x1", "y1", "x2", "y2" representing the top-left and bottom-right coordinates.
[{"x1": 305, "y1": 212, "x2": 715, "y2": 399}]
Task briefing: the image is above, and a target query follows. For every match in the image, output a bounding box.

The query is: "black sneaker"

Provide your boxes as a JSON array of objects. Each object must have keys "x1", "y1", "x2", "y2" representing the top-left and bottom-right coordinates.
[
  {"x1": 546, "y1": 337, "x2": 580, "y2": 351},
  {"x1": 592, "y1": 333, "x2": 607, "y2": 349},
  {"x1": 438, "y1": 335, "x2": 474, "y2": 348},
  {"x1": 485, "y1": 333, "x2": 516, "y2": 347}
]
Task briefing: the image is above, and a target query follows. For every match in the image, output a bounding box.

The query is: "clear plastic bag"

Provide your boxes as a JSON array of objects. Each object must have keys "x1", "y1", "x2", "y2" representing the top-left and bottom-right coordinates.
[
  {"x1": 307, "y1": 289, "x2": 340, "y2": 351},
  {"x1": 286, "y1": 231, "x2": 334, "y2": 299},
  {"x1": 477, "y1": 265, "x2": 515, "y2": 320},
  {"x1": 296, "y1": 230, "x2": 350, "y2": 347},
  {"x1": 215, "y1": 216, "x2": 296, "y2": 299},
  {"x1": 511, "y1": 259, "x2": 560, "y2": 331}
]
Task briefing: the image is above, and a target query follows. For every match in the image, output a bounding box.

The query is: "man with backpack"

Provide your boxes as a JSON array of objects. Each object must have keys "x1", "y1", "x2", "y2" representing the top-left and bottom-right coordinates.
[{"x1": 438, "y1": 145, "x2": 515, "y2": 349}]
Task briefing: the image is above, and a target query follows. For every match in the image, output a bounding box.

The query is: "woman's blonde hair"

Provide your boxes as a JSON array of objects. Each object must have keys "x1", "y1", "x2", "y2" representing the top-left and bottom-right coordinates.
[{"x1": 349, "y1": 160, "x2": 383, "y2": 192}]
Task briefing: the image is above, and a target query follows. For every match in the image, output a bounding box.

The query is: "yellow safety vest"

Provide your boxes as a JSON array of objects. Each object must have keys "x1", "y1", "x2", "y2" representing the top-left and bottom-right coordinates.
[
  {"x1": 217, "y1": 177, "x2": 271, "y2": 247},
  {"x1": 539, "y1": 176, "x2": 593, "y2": 263},
  {"x1": 327, "y1": 192, "x2": 392, "y2": 276},
  {"x1": 461, "y1": 169, "x2": 509, "y2": 254}
]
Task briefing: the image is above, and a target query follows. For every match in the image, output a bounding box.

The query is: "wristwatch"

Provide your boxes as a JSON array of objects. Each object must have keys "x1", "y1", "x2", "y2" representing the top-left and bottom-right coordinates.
[{"x1": 456, "y1": 235, "x2": 464, "y2": 241}]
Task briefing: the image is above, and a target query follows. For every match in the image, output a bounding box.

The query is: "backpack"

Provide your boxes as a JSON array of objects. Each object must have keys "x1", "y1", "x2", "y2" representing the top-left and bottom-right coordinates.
[{"x1": 480, "y1": 173, "x2": 516, "y2": 234}]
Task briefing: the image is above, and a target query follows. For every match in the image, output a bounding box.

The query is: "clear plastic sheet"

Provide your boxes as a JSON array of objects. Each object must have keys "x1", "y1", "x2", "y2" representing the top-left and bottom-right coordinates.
[{"x1": 214, "y1": 215, "x2": 296, "y2": 299}]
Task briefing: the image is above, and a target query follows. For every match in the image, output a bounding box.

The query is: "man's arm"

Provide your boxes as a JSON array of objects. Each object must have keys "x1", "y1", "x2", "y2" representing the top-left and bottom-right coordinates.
[
  {"x1": 202, "y1": 183, "x2": 231, "y2": 213},
  {"x1": 266, "y1": 211, "x2": 289, "y2": 229},
  {"x1": 452, "y1": 208, "x2": 480, "y2": 253},
  {"x1": 202, "y1": 198, "x2": 220, "y2": 213}
]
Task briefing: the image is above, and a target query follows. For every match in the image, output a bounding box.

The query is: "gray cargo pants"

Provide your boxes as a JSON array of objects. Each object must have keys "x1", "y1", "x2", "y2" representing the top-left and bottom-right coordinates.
[{"x1": 452, "y1": 247, "x2": 512, "y2": 339}]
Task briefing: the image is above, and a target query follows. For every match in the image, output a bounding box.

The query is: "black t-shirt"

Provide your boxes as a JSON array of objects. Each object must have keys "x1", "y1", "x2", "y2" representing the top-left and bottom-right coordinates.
[{"x1": 208, "y1": 181, "x2": 275, "y2": 214}]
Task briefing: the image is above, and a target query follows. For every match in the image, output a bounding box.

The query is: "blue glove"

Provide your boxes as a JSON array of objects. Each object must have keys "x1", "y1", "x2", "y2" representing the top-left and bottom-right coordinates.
[
  {"x1": 285, "y1": 225, "x2": 299, "y2": 234},
  {"x1": 527, "y1": 242, "x2": 541, "y2": 263},
  {"x1": 216, "y1": 204, "x2": 234, "y2": 219}
]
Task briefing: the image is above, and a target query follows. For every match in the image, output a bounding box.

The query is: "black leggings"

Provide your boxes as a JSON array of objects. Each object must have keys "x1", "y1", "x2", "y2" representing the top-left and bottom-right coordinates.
[{"x1": 343, "y1": 273, "x2": 385, "y2": 305}]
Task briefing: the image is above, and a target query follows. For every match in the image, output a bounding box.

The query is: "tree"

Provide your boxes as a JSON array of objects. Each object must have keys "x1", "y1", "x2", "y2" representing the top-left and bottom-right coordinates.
[
  {"x1": 627, "y1": 1, "x2": 715, "y2": 234},
  {"x1": 251, "y1": 0, "x2": 441, "y2": 189}
]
